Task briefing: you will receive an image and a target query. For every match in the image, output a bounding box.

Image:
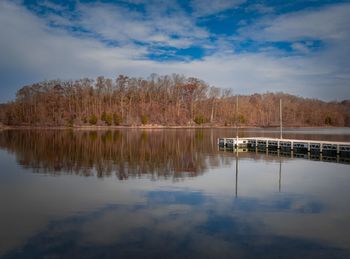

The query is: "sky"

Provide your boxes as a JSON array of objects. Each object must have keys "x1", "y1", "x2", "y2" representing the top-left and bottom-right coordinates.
[{"x1": 0, "y1": 0, "x2": 350, "y2": 102}]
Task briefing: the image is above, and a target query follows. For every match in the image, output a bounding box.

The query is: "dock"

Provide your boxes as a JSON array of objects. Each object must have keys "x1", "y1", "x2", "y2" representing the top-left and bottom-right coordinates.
[{"x1": 217, "y1": 137, "x2": 350, "y2": 157}]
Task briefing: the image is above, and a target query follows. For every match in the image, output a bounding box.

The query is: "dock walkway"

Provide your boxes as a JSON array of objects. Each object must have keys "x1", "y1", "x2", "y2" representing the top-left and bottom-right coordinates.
[{"x1": 218, "y1": 137, "x2": 350, "y2": 156}]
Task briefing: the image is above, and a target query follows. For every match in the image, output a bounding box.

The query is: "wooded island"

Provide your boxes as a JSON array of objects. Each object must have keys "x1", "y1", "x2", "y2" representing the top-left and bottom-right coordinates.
[{"x1": 0, "y1": 74, "x2": 349, "y2": 127}]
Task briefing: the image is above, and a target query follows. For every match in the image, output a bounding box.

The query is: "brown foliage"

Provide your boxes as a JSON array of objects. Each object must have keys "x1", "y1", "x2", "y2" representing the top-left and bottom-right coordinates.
[{"x1": 0, "y1": 75, "x2": 348, "y2": 127}]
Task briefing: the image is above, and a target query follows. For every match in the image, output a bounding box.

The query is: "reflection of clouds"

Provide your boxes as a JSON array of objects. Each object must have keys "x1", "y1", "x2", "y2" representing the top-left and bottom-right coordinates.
[
  {"x1": 80, "y1": 206, "x2": 154, "y2": 245},
  {"x1": 4, "y1": 189, "x2": 349, "y2": 259},
  {"x1": 261, "y1": 213, "x2": 350, "y2": 250},
  {"x1": 147, "y1": 190, "x2": 206, "y2": 205},
  {"x1": 3, "y1": 161, "x2": 349, "y2": 258},
  {"x1": 232, "y1": 194, "x2": 323, "y2": 214},
  {"x1": 0, "y1": 167, "x2": 149, "y2": 257},
  {"x1": 1, "y1": 130, "x2": 350, "y2": 259}
]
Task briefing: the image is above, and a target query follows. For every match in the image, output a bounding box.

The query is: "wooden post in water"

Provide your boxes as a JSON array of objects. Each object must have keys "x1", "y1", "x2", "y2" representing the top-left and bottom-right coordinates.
[{"x1": 279, "y1": 99, "x2": 283, "y2": 139}]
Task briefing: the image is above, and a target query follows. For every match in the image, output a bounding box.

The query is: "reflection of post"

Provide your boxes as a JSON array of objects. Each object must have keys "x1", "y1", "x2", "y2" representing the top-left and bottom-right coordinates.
[
  {"x1": 236, "y1": 95, "x2": 239, "y2": 146},
  {"x1": 235, "y1": 148, "x2": 239, "y2": 197},
  {"x1": 279, "y1": 158, "x2": 282, "y2": 193}
]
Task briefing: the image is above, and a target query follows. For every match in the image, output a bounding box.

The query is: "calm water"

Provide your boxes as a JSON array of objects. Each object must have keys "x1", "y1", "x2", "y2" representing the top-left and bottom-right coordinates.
[{"x1": 0, "y1": 128, "x2": 350, "y2": 259}]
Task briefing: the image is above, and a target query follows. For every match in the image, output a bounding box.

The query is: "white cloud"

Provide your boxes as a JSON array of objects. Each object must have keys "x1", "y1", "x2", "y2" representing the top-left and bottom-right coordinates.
[
  {"x1": 77, "y1": 3, "x2": 153, "y2": 43},
  {"x1": 0, "y1": 1, "x2": 349, "y2": 102},
  {"x1": 236, "y1": 3, "x2": 350, "y2": 98},
  {"x1": 245, "y1": 3, "x2": 274, "y2": 14},
  {"x1": 291, "y1": 42, "x2": 310, "y2": 53},
  {"x1": 74, "y1": 2, "x2": 209, "y2": 48},
  {"x1": 242, "y1": 3, "x2": 350, "y2": 42},
  {"x1": 37, "y1": 0, "x2": 67, "y2": 12},
  {"x1": 191, "y1": 0, "x2": 245, "y2": 17},
  {"x1": 0, "y1": 1, "x2": 149, "y2": 100}
]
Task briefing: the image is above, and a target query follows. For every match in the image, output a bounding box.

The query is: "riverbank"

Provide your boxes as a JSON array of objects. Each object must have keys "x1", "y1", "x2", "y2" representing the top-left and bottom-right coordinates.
[
  {"x1": 0, "y1": 124, "x2": 345, "y2": 130},
  {"x1": 0, "y1": 123, "x2": 10, "y2": 130},
  {"x1": 0, "y1": 124, "x2": 251, "y2": 130}
]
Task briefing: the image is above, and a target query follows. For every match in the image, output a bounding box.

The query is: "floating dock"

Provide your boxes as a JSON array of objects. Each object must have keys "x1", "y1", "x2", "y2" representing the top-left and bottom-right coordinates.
[{"x1": 218, "y1": 137, "x2": 350, "y2": 157}]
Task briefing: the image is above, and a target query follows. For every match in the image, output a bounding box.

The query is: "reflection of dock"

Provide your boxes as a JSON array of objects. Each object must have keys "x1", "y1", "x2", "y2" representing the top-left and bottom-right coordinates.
[
  {"x1": 219, "y1": 144, "x2": 350, "y2": 164},
  {"x1": 218, "y1": 137, "x2": 350, "y2": 158}
]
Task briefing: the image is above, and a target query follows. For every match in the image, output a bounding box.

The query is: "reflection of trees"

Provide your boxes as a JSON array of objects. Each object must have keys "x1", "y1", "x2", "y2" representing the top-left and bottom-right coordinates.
[{"x1": 0, "y1": 130, "x2": 230, "y2": 179}]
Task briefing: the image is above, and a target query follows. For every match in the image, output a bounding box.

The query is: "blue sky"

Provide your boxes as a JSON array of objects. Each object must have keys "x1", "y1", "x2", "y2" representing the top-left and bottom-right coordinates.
[{"x1": 0, "y1": 0, "x2": 350, "y2": 101}]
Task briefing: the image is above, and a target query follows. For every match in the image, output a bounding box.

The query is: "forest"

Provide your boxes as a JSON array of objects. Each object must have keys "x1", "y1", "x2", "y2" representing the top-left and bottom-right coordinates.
[{"x1": 0, "y1": 74, "x2": 349, "y2": 127}]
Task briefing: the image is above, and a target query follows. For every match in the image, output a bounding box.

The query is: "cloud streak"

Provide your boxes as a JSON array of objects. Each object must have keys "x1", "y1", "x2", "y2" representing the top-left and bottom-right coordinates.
[{"x1": 191, "y1": 0, "x2": 245, "y2": 17}]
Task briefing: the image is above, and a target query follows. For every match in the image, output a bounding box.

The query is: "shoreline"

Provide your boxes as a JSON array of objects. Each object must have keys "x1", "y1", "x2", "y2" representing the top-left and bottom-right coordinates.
[{"x1": 0, "y1": 124, "x2": 347, "y2": 130}]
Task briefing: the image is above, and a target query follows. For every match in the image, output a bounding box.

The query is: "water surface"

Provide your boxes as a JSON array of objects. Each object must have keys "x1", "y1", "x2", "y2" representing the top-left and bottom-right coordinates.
[{"x1": 0, "y1": 128, "x2": 349, "y2": 259}]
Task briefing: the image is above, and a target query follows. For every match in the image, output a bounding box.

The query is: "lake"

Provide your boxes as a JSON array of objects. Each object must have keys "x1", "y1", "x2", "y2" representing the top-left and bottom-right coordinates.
[{"x1": 0, "y1": 128, "x2": 349, "y2": 259}]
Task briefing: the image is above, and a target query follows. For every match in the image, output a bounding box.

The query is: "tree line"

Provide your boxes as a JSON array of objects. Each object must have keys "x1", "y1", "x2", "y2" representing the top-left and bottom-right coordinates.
[{"x1": 0, "y1": 74, "x2": 349, "y2": 127}]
